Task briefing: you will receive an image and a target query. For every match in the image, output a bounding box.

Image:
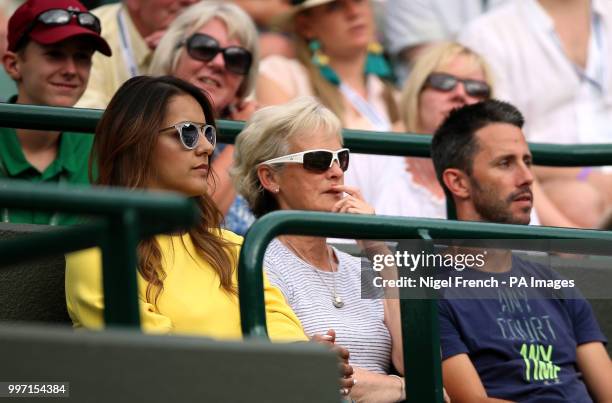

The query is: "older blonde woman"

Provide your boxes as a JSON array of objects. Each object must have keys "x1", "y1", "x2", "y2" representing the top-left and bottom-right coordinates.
[
  {"x1": 382, "y1": 41, "x2": 495, "y2": 218},
  {"x1": 397, "y1": 42, "x2": 578, "y2": 227},
  {"x1": 232, "y1": 96, "x2": 405, "y2": 403},
  {"x1": 344, "y1": 41, "x2": 576, "y2": 227},
  {"x1": 149, "y1": 1, "x2": 259, "y2": 235}
]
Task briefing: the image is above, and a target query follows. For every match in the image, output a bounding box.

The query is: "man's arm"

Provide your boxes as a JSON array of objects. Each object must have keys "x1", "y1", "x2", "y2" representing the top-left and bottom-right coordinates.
[
  {"x1": 576, "y1": 342, "x2": 612, "y2": 403},
  {"x1": 443, "y1": 354, "x2": 515, "y2": 403}
]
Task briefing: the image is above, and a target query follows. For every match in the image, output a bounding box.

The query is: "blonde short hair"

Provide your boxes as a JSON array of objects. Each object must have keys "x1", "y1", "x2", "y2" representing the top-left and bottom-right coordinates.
[
  {"x1": 400, "y1": 42, "x2": 495, "y2": 133},
  {"x1": 232, "y1": 96, "x2": 342, "y2": 217},
  {"x1": 149, "y1": 1, "x2": 259, "y2": 106}
]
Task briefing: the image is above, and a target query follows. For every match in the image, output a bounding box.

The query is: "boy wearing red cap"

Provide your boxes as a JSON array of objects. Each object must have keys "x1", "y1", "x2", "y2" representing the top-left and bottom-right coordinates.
[{"x1": 0, "y1": 0, "x2": 111, "y2": 225}]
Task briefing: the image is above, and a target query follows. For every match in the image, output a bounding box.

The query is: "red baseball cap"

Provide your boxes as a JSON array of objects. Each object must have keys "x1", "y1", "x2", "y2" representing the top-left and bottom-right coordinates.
[{"x1": 7, "y1": 0, "x2": 112, "y2": 56}]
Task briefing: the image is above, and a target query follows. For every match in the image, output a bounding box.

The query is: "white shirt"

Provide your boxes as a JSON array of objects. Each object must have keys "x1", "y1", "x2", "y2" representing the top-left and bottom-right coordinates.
[
  {"x1": 459, "y1": 0, "x2": 612, "y2": 145},
  {"x1": 384, "y1": 0, "x2": 506, "y2": 55},
  {"x1": 384, "y1": 0, "x2": 507, "y2": 83},
  {"x1": 345, "y1": 154, "x2": 541, "y2": 224},
  {"x1": 345, "y1": 154, "x2": 446, "y2": 219}
]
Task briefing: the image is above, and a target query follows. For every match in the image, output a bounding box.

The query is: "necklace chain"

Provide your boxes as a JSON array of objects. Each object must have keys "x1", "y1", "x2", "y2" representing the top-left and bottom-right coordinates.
[{"x1": 281, "y1": 238, "x2": 344, "y2": 309}]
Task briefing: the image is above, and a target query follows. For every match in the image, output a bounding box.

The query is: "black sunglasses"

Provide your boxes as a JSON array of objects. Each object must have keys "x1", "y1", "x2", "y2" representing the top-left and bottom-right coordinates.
[
  {"x1": 178, "y1": 33, "x2": 252, "y2": 76},
  {"x1": 260, "y1": 148, "x2": 350, "y2": 173},
  {"x1": 425, "y1": 73, "x2": 491, "y2": 99},
  {"x1": 36, "y1": 9, "x2": 101, "y2": 33},
  {"x1": 158, "y1": 121, "x2": 217, "y2": 150}
]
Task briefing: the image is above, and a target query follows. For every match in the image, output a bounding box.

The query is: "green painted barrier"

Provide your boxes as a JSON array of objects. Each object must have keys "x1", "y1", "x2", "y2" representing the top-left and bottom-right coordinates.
[
  {"x1": 2, "y1": 103, "x2": 612, "y2": 400},
  {"x1": 0, "y1": 180, "x2": 199, "y2": 327},
  {"x1": 1, "y1": 103, "x2": 612, "y2": 164},
  {"x1": 237, "y1": 210, "x2": 612, "y2": 403}
]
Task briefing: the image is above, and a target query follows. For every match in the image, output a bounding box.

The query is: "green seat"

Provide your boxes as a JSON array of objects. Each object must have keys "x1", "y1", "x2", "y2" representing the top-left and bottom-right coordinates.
[
  {"x1": 0, "y1": 223, "x2": 70, "y2": 324},
  {"x1": 0, "y1": 323, "x2": 340, "y2": 403}
]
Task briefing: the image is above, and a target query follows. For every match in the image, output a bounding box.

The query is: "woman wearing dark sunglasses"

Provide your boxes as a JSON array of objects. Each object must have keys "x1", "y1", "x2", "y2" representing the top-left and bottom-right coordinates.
[
  {"x1": 232, "y1": 96, "x2": 406, "y2": 403},
  {"x1": 149, "y1": 2, "x2": 259, "y2": 235},
  {"x1": 390, "y1": 42, "x2": 576, "y2": 227},
  {"x1": 380, "y1": 42, "x2": 496, "y2": 220},
  {"x1": 65, "y1": 75, "x2": 309, "y2": 342}
]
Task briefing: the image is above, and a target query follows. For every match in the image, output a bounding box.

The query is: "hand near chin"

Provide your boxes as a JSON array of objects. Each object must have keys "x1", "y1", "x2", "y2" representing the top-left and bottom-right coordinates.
[
  {"x1": 330, "y1": 186, "x2": 387, "y2": 255},
  {"x1": 331, "y1": 185, "x2": 375, "y2": 215}
]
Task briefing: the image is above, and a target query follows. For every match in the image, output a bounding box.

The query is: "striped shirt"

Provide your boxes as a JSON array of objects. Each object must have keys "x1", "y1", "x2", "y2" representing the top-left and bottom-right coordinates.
[{"x1": 264, "y1": 239, "x2": 392, "y2": 374}]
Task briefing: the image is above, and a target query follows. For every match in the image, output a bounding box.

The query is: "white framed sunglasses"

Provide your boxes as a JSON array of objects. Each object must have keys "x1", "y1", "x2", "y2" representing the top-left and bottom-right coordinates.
[
  {"x1": 259, "y1": 148, "x2": 350, "y2": 172},
  {"x1": 158, "y1": 121, "x2": 216, "y2": 150}
]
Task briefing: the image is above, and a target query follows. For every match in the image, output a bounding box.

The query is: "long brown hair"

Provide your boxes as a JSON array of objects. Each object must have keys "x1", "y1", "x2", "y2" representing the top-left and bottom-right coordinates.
[{"x1": 92, "y1": 75, "x2": 238, "y2": 305}]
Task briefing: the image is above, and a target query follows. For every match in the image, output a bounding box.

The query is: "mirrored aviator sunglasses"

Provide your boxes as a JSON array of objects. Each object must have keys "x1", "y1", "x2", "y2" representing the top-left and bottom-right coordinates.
[
  {"x1": 37, "y1": 9, "x2": 101, "y2": 34},
  {"x1": 426, "y1": 73, "x2": 491, "y2": 99},
  {"x1": 260, "y1": 149, "x2": 350, "y2": 173},
  {"x1": 183, "y1": 33, "x2": 252, "y2": 75},
  {"x1": 158, "y1": 121, "x2": 216, "y2": 150}
]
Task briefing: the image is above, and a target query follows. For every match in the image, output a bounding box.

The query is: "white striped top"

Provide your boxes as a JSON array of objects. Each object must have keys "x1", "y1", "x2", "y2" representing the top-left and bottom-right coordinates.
[{"x1": 264, "y1": 239, "x2": 392, "y2": 374}]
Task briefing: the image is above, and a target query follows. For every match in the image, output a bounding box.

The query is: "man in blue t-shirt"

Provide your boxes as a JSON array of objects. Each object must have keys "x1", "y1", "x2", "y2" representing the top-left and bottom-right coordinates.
[{"x1": 430, "y1": 100, "x2": 612, "y2": 402}]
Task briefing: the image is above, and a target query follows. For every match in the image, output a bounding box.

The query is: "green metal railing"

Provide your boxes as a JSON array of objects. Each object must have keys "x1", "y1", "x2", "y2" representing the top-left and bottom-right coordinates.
[
  {"x1": 2, "y1": 103, "x2": 612, "y2": 164},
  {"x1": 0, "y1": 180, "x2": 199, "y2": 327},
  {"x1": 237, "y1": 210, "x2": 612, "y2": 403},
  {"x1": 3, "y1": 103, "x2": 612, "y2": 400}
]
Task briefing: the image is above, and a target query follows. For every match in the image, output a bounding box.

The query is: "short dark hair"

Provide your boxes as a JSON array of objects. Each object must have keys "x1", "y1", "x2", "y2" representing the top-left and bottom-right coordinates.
[{"x1": 431, "y1": 99, "x2": 524, "y2": 192}]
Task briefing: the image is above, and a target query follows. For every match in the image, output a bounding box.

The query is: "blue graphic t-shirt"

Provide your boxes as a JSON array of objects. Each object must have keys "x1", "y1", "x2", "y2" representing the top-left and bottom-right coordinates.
[{"x1": 438, "y1": 255, "x2": 606, "y2": 402}]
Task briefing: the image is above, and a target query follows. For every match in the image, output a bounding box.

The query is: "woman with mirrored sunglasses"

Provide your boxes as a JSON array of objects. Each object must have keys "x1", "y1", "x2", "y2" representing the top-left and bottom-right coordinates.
[
  {"x1": 233, "y1": 97, "x2": 406, "y2": 403},
  {"x1": 65, "y1": 75, "x2": 309, "y2": 343},
  {"x1": 398, "y1": 42, "x2": 579, "y2": 228},
  {"x1": 149, "y1": 1, "x2": 260, "y2": 235}
]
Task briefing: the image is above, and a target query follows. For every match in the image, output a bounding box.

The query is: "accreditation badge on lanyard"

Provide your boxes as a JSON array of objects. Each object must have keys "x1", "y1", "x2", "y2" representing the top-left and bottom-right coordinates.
[
  {"x1": 339, "y1": 81, "x2": 391, "y2": 132},
  {"x1": 117, "y1": 8, "x2": 140, "y2": 78}
]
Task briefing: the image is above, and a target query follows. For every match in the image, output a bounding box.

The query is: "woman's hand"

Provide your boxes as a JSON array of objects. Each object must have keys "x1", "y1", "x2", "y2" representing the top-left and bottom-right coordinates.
[
  {"x1": 310, "y1": 329, "x2": 355, "y2": 397},
  {"x1": 331, "y1": 185, "x2": 375, "y2": 215},
  {"x1": 310, "y1": 328, "x2": 336, "y2": 346},
  {"x1": 336, "y1": 343, "x2": 355, "y2": 397},
  {"x1": 444, "y1": 387, "x2": 451, "y2": 402}
]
